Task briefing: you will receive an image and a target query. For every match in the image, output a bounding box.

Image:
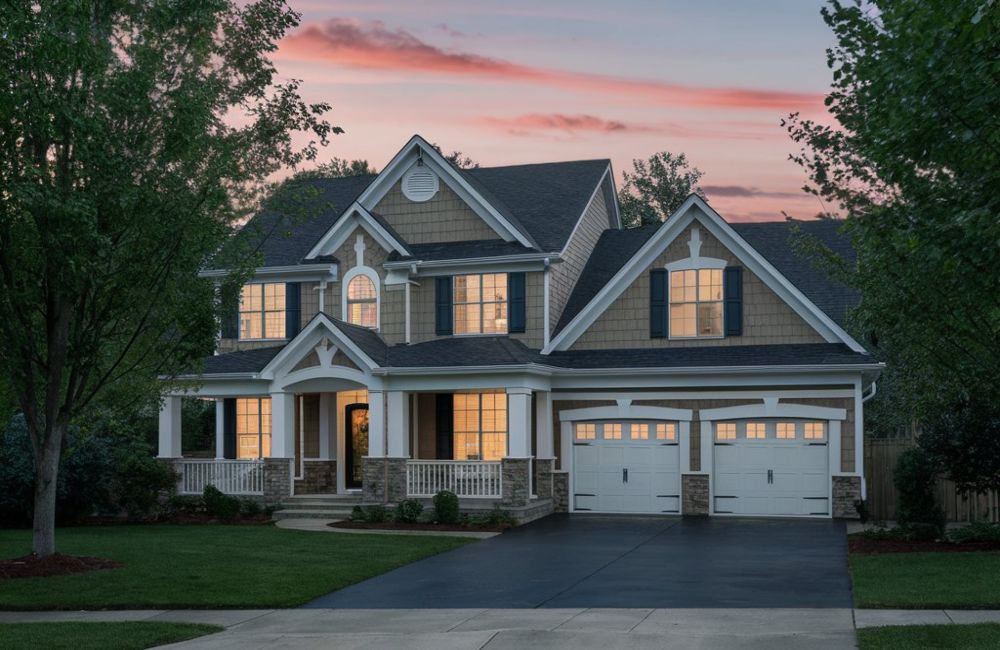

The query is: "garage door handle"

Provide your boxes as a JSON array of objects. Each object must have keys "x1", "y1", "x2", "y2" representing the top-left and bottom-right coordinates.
[
  {"x1": 767, "y1": 469, "x2": 774, "y2": 484},
  {"x1": 623, "y1": 468, "x2": 628, "y2": 483}
]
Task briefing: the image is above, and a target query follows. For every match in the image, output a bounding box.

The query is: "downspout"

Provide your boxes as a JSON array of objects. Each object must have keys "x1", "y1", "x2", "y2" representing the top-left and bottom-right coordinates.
[
  {"x1": 862, "y1": 381, "x2": 877, "y2": 403},
  {"x1": 542, "y1": 258, "x2": 551, "y2": 350},
  {"x1": 858, "y1": 381, "x2": 877, "y2": 500}
]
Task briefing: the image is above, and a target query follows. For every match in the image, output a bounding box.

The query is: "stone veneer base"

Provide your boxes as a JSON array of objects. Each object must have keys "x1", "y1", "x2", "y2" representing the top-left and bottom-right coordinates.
[
  {"x1": 682, "y1": 474, "x2": 710, "y2": 516},
  {"x1": 832, "y1": 475, "x2": 862, "y2": 519}
]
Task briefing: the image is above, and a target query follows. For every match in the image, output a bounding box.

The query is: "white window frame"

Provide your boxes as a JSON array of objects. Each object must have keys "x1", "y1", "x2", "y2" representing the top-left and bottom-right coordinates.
[
  {"x1": 453, "y1": 273, "x2": 509, "y2": 336},
  {"x1": 453, "y1": 391, "x2": 508, "y2": 461},
  {"x1": 341, "y1": 266, "x2": 381, "y2": 330},
  {"x1": 667, "y1": 268, "x2": 725, "y2": 340},
  {"x1": 239, "y1": 283, "x2": 286, "y2": 341},
  {"x1": 236, "y1": 397, "x2": 271, "y2": 459}
]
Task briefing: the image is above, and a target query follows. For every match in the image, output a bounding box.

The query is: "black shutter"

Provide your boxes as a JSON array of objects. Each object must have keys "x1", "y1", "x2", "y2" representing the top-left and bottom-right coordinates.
[
  {"x1": 435, "y1": 276, "x2": 453, "y2": 335},
  {"x1": 221, "y1": 298, "x2": 239, "y2": 339},
  {"x1": 724, "y1": 266, "x2": 743, "y2": 337},
  {"x1": 285, "y1": 282, "x2": 301, "y2": 338},
  {"x1": 649, "y1": 269, "x2": 668, "y2": 338},
  {"x1": 508, "y1": 272, "x2": 526, "y2": 333},
  {"x1": 435, "y1": 393, "x2": 454, "y2": 460},
  {"x1": 223, "y1": 398, "x2": 237, "y2": 459}
]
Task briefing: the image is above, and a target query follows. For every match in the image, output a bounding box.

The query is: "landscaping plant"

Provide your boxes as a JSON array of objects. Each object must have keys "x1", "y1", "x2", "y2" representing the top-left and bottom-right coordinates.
[
  {"x1": 432, "y1": 490, "x2": 460, "y2": 524},
  {"x1": 894, "y1": 448, "x2": 946, "y2": 539},
  {"x1": 202, "y1": 486, "x2": 241, "y2": 521},
  {"x1": 394, "y1": 499, "x2": 424, "y2": 524}
]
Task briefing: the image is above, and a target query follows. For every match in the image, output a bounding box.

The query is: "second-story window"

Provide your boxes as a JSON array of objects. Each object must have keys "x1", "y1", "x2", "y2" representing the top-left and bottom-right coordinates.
[
  {"x1": 346, "y1": 275, "x2": 378, "y2": 328},
  {"x1": 240, "y1": 283, "x2": 285, "y2": 340},
  {"x1": 669, "y1": 269, "x2": 722, "y2": 338},
  {"x1": 454, "y1": 273, "x2": 508, "y2": 335}
]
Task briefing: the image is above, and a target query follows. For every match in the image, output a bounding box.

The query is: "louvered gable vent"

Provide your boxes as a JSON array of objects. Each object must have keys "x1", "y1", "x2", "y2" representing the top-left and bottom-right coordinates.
[{"x1": 402, "y1": 165, "x2": 439, "y2": 202}]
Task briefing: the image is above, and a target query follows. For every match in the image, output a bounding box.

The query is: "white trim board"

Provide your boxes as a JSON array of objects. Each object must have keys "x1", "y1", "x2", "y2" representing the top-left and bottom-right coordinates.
[
  {"x1": 259, "y1": 313, "x2": 381, "y2": 378},
  {"x1": 543, "y1": 194, "x2": 867, "y2": 354},
  {"x1": 305, "y1": 203, "x2": 409, "y2": 260}
]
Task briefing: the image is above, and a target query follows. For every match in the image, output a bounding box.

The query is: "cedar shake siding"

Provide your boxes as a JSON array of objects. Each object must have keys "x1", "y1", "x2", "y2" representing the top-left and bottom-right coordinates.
[
  {"x1": 570, "y1": 223, "x2": 827, "y2": 350},
  {"x1": 549, "y1": 185, "x2": 612, "y2": 336},
  {"x1": 374, "y1": 178, "x2": 502, "y2": 244}
]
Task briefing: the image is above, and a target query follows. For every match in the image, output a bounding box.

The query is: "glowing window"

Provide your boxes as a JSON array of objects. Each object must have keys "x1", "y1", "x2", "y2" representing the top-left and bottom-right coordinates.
[
  {"x1": 346, "y1": 275, "x2": 378, "y2": 328},
  {"x1": 239, "y1": 283, "x2": 285, "y2": 340},
  {"x1": 454, "y1": 273, "x2": 508, "y2": 334},
  {"x1": 631, "y1": 423, "x2": 649, "y2": 440},
  {"x1": 236, "y1": 398, "x2": 271, "y2": 459},
  {"x1": 655, "y1": 423, "x2": 677, "y2": 441},
  {"x1": 746, "y1": 422, "x2": 767, "y2": 439},
  {"x1": 716, "y1": 422, "x2": 736, "y2": 441},
  {"x1": 575, "y1": 423, "x2": 596, "y2": 440},
  {"x1": 669, "y1": 269, "x2": 723, "y2": 338},
  {"x1": 603, "y1": 423, "x2": 623, "y2": 440},
  {"x1": 804, "y1": 422, "x2": 825, "y2": 440},
  {"x1": 453, "y1": 391, "x2": 507, "y2": 460},
  {"x1": 777, "y1": 422, "x2": 797, "y2": 439}
]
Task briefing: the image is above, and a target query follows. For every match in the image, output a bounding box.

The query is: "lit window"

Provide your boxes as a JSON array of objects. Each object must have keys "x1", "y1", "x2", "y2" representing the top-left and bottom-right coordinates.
[
  {"x1": 777, "y1": 422, "x2": 797, "y2": 439},
  {"x1": 346, "y1": 275, "x2": 378, "y2": 328},
  {"x1": 453, "y1": 392, "x2": 507, "y2": 460},
  {"x1": 575, "y1": 423, "x2": 596, "y2": 440},
  {"x1": 603, "y1": 423, "x2": 623, "y2": 440},
  {"x1": 239, "y1": 283, "x2": 286, "y2": 340},
  {"x1": 454, "y1": 273, "x2": 508, "y2": 334},
  {"x1": 804, "y1": 422, "x2": 825, "y2": 440},
  {"x1": 236, "y1": 398, "x2": 271, "y2": 459},
  {"x1": 670, "y1": 269, "x2": 722, "y2": 338},
  {"x1": 746, "y1": 422, "x2": 767, "y2": 439},
  {"x1": 655, "y1": 423, "x2": 677, "y2": 441},
  {"x1": 631, "y1": 423, "x2": 649, "y2": 440},
  {"x1": 716, "y1": 422, "x2": 736, "y2": 440}
]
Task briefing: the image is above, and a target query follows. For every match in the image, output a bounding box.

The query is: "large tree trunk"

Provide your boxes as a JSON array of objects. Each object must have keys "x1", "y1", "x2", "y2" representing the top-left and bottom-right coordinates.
[{"x1": 31, "y1": 425, "x2": 63, "y2": 557}]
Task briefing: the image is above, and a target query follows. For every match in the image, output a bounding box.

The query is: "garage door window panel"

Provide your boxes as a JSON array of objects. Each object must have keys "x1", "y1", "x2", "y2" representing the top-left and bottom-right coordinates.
[
  {"x1": 603, "y1": 423, "x2": 623, "y2": 440},
  {"x1": 745, "y1": 422, "x2": 767, "y2": 439},
  {"x1": 804, "y1": 422, "x2": 825, "y2": 440},
  {"x1": 716, "y1": 422, "x2": 736, "y2": 441},
  {"x1": 575, "y1": 423, "x2": 596, "y2": 440},
  {"x1": 656, "y1": 423, "x2": 676, "y2": 441},
  {"x1": 776, "y1": 422, "x2": 797, "y2": 439}
]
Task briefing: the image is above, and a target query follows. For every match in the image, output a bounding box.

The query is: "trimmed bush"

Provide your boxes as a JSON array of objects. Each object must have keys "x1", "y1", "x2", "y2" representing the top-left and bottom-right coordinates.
[
  {"x1": 895, "y1": 447, "x2": 945, "y2": 538},
  {"x1": 350, "y1": 505, "x2": 366, "y2": 522},
  {"x1": 950, "y1": 520, "x2": 1000, "y2": 544},
  {"x1": 394, "y1": 499, "x2": 424, "y2": 523},
  {"x1": 203, "y1": 485, "x2": 241, "y2": 520},
  {"x1": 167, "y1": 495, "x2": 205, "y2": 514},
  {"x1": 364, "y1": 504, "x2": 388, "y2": 523},
  {"x1": 432, "y1": 490, "x2": 460, "y2": 524}
]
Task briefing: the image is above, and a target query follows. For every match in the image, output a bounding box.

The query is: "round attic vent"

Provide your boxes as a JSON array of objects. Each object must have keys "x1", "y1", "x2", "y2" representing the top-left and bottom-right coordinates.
[{"x1": 402, "y1": 164, "x2": 439, "y2": 202}]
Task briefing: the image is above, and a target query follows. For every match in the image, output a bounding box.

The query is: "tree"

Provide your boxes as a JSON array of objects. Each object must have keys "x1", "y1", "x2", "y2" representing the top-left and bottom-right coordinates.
[
  {"x1": 618, "y1": 152, "x2": 705, "y2": 228},
  {"x1": 0, "y1": 0, "x2": 335, "y2": 556},
  {"x1": 432, "y1": 143, "x2": 479, "y2": 169},
  {"x1": 784, "y1": 1, "x2": 999, "y2": 484},
  {"x1": 292, "y1": 158, "x2": 377, "y2": 180}
]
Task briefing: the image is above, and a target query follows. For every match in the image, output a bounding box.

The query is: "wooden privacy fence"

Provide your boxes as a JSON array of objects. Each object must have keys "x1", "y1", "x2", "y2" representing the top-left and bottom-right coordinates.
[{"x1": 865, "y1": 438, "x2": 999, "y2": 523}]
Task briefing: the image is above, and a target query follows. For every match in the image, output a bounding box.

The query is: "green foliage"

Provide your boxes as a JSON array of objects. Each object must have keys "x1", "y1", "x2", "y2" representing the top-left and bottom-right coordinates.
[
  {"x1": 202, "y1": 486, "x2": 241, "y2": 521},
  {"x1": 114, "y1": 446, "x2": 179, "y2": 517},
  {"x1": 350, "y1": 505, "x2": 366, "y2": 522},
  {"x1": 618, "y1": 152, "x2": 705, "y2": 228},
  {"x1": 949, "y1": 519, "x2": 1000, "y2": 544},
  {"x1": 167, "y1": 495, "x2": 205, "y2": 515},
  {"x1": 363, "y1": 505, "x2": 388, "y2": 523},
  {"x1": 292, "y1": 158, "x2": 377, "y2": 179},
  {"x1": 920, "y1": 397, "x2": 1000, "y2": 494},
  {"x1": 469, "y1": 506, "x2": 516, "y2": 528},
  {"x1": 394, "y1": 499, "x2": 424, "y2": 524},
  {"x1": 432, "y1": 490, "x2": 460, "y2": 524},
  {"x1": 894, "y1": 448, "x2": 945, "y2": 538},
  {"x1": 432, "y1": 143, "x2": 479, "y2": 169},
  {"x1": 785, "y1": 1, "x2": 1000, "y2": 485}
]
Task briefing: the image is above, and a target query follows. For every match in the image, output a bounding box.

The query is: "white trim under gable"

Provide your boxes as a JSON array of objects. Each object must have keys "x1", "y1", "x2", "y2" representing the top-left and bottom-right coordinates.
[
  {"x1": 259, "y1": 313, "x2": 380, "y2": 379},
  {"x1": 305, "y1": 202, "x2": 409, "y2": 261},
  {"x1": 354, "y1": 135, "x2": 538, "y2": 249},
  {"x1": 700, "y1": 397, "x2": 847, "y2": 421},
  {"x1": 543, "y1": 194, "x2": 867, "y2": 354},
  {"x1": 558, "y1": 401, "x2": 694, "y2": 423}
]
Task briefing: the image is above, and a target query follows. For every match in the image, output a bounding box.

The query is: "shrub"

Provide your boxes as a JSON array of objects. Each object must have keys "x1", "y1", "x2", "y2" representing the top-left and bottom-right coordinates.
[
  {"x1": 432, "y1": 490, "x2": 460, "y2": 524},
  {"x1": 113, "y1": 443, "x2": 178, "y2": 517},
  {"x1": 350, "y1": 505, "x2": 366, "y2": 522},
  {"x1": 950, "y1": 519, "x2": 1000, "y2": 544},
  {"x1": 364, "y1": 504, "x2": 387, "y2": 523},
  {"x1": 167, "y1": 495, "x2": 204, "y2": 514},
  {"x1": 894, "y1": 447, "x2": 946, "y2": 538},
  {"x1": 394, "y1": 499, "x2": 424, "y2": 523},
  {"x1": 239, "y1": 498, "x2": 262, "y2": 517},
  {"x1": 203, "y1": 485, "x2": 241, "y2": 520},
  {"x1": 468, "y1": 506, "x2": 516, "y2": 528},
  {"x1": 854, "y1": 498, "x2": 869, "y2": 523}
]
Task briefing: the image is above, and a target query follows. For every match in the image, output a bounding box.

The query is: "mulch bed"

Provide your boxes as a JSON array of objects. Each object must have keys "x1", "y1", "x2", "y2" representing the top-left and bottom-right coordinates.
[
  {"x1": 329, "y1": 521, "x2": 510, "y2": 533},
  {"x1": 0, "y1": 553, "x2": 123, "y2": 580},
  {"x1": 849, "y1": 536, "x2": 1000, "y2": 555}
]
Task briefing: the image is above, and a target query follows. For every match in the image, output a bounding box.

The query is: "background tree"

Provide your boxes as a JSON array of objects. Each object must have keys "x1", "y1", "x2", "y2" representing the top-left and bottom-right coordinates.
[
  {"x1": 432, "y1": 143, "x2": 479, "y2": 169},
  {"x1": 785, "y1": 1, "x2": 999, "y2": 487},
  {"x1": 0, "y1": 0, "x2": 335, "y2": 556},
  {"x1": 618, "y1": 152, "x2": 705, "y2": 228},
  {"x1": 292, "y1": 158, "x2": 377, "y2": 179}
]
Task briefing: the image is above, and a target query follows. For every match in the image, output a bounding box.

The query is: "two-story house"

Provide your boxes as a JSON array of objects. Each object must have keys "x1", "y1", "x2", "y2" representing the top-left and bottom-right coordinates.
[{"x1": 158, "y1": 134, "x2": 881, "y2": 522}]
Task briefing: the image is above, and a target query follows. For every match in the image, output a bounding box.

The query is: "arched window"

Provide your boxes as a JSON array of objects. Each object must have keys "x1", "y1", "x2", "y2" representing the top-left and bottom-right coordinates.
[{"x1": 346, "y1": 274, "x2": 377, "y2": 328}]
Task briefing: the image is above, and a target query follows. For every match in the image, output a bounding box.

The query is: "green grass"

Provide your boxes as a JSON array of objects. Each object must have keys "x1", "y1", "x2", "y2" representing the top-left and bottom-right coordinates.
[
  {"x1": 0, "y1": 622, "x2": 221, "y2": 650},
  {"x1": 0, "y1": 525, "x2": 472, "y2": 609},
  {"x1": 850, "y1": 552, "x2": 1000, "y2": 608},
  {"x1": 857, "y1": 624, "x2": 1000, "y2": 649}
]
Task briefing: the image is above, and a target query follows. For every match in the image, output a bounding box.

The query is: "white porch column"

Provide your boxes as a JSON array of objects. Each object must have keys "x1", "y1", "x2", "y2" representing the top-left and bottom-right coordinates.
[
  {"x1": 215, "y1": 399, "x2": 225, "y2": 460},
  {"x1": 699, "y1": 420, "x2": 713, "y2": 472},
  {"x1": 535, "y1": 390, "x2": 553, "y2": 458},
  {"x1": 157, "y1": 395, "x2": 182, "y2": 458},
  {"x1": 507, "y1": 387, "x2": 532, "y2": 457},
  {"x1": 318, "y1": 393, "x2": 335, "y2": 460},
  {"x1": 270, "y1": 392, "x2": 296, "y2": 458},
  {"x1": 679, "y1": 421, "x2": 692, "y2": 473},
  {"x1": 368, "y1": 390, "x2": 386, "y2": 457},
  {"x1": 386, "y1": 390, "x2": 411, "y2": 457}
]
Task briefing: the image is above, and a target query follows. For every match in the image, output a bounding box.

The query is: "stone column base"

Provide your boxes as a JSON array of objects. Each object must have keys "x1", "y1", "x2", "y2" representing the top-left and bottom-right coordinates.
[
  {"x1": 263, "y1": 458, "x2": 293, "y2": 504},
  {"x1": 552, "y1": 470, "x2": 569, "y2": 513},
  {"x1": 362, "y1": 457, "x2": 408, "y2": 503},
  {"x1": 295, "y1": 460, "x2": 337, "y2": 494},
  {"x1": 501, "y1": 457, "x2": 532, "y2": 507},
  {"x1": 682, "y1": 474, "x2": 709, "y2": 516},
  {"x1": 832, "y1": 475, "x2": 862, "y2": 519},
  {"x1": 534, "y1": 458, "x2": 555, "y2": 500}
]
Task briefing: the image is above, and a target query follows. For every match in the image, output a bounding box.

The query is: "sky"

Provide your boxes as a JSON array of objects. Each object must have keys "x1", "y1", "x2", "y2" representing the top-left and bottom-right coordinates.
[{"x1": 272, "y1": 0, "x2": 839, "y2": 222}]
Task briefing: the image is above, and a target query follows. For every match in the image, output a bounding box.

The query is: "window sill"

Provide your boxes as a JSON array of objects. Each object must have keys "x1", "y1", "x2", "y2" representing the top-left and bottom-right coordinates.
[{"x1": 667, "y1": 335, "x2": 725, "y2": 341}]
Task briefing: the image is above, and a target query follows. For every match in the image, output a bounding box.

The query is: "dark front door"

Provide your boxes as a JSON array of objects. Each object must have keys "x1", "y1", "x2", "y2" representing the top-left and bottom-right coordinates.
[{"x1": 345, "y1": 403, "x2": 369, "y2": 489}]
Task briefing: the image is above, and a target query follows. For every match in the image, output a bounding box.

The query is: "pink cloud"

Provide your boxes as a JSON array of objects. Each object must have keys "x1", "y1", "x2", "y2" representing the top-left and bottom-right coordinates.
[
  {"x1": 480, "y1": 113, "x2": 657, "y2": 135},
  {"x1": 280, "y1": 19, "x2": 824, "y2": 111}
]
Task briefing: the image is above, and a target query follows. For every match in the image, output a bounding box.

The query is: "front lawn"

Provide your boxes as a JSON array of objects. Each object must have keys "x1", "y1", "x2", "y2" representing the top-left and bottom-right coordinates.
[
  {"x1": 850, "y1": 552, "x2": 1000, "y2": 609},
  {"x1": 0, "y1": 525, "x2": 472, "y2": 609},
  {"x1": 857, "y1": 623, "x2": 1000, "y2": 649},
  {"x1": 0, "y1": 622, "x2": 221, "y2": 650}
]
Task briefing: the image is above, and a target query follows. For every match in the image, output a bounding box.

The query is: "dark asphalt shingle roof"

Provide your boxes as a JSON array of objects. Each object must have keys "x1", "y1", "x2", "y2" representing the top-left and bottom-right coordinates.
[
  {"x1": 387, "y1": 240, "x2": 537, "y2": 262},
  {"x1": 541, "y1": 343, "x2": 874, "y2": 369},
  {"x1": 202, "y1": 346, "x2": 284, "y2": 374}
]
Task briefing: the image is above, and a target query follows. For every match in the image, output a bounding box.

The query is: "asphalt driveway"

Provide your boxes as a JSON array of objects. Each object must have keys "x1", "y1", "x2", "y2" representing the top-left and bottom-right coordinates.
[{"x1": 305, "y1": 515, "x2": 851, "y2": 609}]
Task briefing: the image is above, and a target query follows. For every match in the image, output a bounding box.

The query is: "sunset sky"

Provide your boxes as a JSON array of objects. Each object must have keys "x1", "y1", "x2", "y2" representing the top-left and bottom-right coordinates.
[{"x1": 274, "y1": 0, "x2": 839, "y2": 222}]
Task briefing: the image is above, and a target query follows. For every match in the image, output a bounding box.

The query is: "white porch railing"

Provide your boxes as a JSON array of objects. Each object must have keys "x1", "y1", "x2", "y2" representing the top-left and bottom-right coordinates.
[
  {"x1": 406, "y1": 460, "x2": 502, "y2": 499},
  {"x1": 177, "y1": 459, "x2": 265, "y2": 496}
]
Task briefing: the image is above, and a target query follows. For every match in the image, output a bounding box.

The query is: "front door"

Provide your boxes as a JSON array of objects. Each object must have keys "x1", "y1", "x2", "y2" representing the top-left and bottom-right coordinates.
[{"x1": 344, "y1": 403, "x2": 369, "y2": 490}]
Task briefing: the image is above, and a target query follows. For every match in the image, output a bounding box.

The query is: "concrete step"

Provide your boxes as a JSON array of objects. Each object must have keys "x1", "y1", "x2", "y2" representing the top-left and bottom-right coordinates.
[
  {"x1": 283, "y1": 494, "x2": 363, "y2": 503},
  {"x1": 272, "y1": 508, "x2": 352, "y2": 521}
]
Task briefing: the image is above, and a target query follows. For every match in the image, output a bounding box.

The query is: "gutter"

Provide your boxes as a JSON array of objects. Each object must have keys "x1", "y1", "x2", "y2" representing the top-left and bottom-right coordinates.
[
  {"x1": 199, "y1": 263, "x2": 337, "y2": 281},
  {"x1": 372, "y1": 361, "x2": 885, "y2": 377},
  {"x1": 383, "y1": 253, "x2": 560, "y2": 270}
]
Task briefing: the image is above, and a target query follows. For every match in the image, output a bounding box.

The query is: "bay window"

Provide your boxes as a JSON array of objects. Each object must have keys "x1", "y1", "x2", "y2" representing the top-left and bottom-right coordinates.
[
  {"x1": 236, "y1": 398, "x2": 271, "y2": 459},
  {"x1": 453, "y1": 391, "x2": 507, "y2": 460},
  {"x1": 454, "y1": 273, "x2": 508, "y2": 335},
  {"x1": 239, "y1": 283, "x2": 285, "y2": 340}
]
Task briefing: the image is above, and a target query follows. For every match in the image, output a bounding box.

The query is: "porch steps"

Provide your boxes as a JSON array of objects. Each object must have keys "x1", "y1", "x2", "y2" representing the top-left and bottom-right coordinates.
[{"x1": 271, "y1": 494, "x2": 363, "y2": 521}]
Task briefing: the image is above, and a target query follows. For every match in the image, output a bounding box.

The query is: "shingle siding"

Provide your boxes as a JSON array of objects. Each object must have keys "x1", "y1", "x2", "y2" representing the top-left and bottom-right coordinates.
[
  {"x1": 374, "y1": 178, "x2": 501, "y2": 244},
  {"x1": 570, "y1": 223, "x2": 826, "y2": 350}
]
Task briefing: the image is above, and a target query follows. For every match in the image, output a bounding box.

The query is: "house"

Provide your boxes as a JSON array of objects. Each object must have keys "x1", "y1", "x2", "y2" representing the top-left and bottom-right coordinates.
[{"x1": 158, "y1": 134, "x2": 881, "y2": 521}]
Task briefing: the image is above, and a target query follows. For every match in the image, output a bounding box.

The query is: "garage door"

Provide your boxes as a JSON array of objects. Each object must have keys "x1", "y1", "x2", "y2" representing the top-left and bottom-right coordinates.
[
  {"x1": 573, "y1": 421, "x2": 680, "y2": 514},
  {"x1": 713, "y1": 420, "x2": 829, "y2": 516}
]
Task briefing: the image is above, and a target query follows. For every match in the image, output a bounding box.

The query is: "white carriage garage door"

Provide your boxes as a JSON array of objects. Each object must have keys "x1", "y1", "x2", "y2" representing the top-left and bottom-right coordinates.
[
  {"x1": 713, "y1": 419, "x2": 830, "y2": 516},
  {"x1": 572, "y1": 421, "x2": 680, "y2": 514}
]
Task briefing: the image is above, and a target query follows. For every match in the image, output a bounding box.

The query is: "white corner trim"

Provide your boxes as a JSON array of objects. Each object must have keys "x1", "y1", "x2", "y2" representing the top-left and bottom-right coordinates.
[
  {"x1": 341, "y1": 265, "x2": 381, "y2": 330},
  {"x1": 699, "y1": 398, "x2": 847, "y2": 421},
  {"x1": 354, "y1": 135, "x2": 537, "y2": 249},
  {"x1": 544, "y1": 194, "x2": 867, "y2": 353},
  {"x1": 304, "y1": 203, "x2": 409, "y2": 260},
  {"x1": 558, "y1": 403, "x2": 694, "y2": 423},
  {"x1": 259, "y1": 313, "x2": 379, "y2": 378}
]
